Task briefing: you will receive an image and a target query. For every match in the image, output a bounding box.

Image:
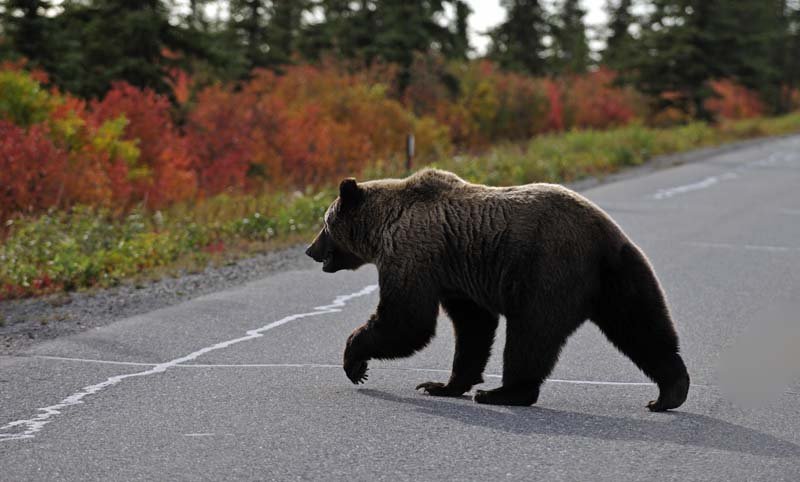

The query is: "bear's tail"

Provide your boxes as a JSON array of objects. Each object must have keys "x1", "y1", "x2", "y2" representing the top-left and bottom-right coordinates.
[{"x1": 592, "y1": 242, "x2": 690, "y2": 411}]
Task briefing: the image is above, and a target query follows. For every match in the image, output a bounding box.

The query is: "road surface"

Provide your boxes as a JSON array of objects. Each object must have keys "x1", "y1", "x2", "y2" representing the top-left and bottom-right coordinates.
[{"x1": 2, "y1": 136, "x2": 800, "y2": 481}]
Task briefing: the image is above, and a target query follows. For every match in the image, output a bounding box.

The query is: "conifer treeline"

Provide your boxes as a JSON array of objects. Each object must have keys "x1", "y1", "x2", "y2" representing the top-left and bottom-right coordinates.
[{"x1": 2, "y1": 1, "x2": 799, "y2": 118}]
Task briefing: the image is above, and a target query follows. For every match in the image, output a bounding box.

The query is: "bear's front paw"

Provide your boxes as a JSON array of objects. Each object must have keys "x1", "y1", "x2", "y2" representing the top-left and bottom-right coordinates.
[
  {"x1": 416, "y1": 381, "x2": 468, "y2": 397},
  {"x1": 343, "y1": 358, "x2": 369, "y2": 384}
]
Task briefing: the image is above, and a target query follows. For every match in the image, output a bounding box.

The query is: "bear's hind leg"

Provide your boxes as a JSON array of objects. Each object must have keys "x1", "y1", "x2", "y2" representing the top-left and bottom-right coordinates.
[
  {"x1": 474, "y1": 314, "x2": 574, "y2": 406},
  {"x1": 592, "y1": 306, "x2": 690, "y2": 411},
  {"x1": 417, "y1": 297, "x2": 499, "y2": 397},
  {"x1": 592, "y1": 243, "x2": 690, "y2": 411}
]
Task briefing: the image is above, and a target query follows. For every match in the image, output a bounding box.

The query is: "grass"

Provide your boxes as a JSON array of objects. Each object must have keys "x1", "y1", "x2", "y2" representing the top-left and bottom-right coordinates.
[{"x1": 3, "y1": 112, "x2": 800, "y2": 299}]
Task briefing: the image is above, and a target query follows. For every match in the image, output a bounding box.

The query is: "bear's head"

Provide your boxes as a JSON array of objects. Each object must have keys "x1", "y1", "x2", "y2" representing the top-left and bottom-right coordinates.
[{"x1": 305, "y1": 178, "x2": 369, "y2": 273}]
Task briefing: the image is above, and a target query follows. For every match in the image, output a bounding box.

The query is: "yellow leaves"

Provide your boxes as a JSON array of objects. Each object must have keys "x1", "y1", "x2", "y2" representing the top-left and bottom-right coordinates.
[
  {"x1": 91, "y1": 116, "x2": 141, "y2": 168},
  {"x1": 0, "y1": 70, "x2": 57, "y2": 127}
]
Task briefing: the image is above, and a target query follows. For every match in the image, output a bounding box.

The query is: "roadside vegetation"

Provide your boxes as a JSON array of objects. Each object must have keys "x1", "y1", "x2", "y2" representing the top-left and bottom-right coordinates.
[
  {"x1": 2, "y1": 1, "x2": 800, "y2": 299},
  {"x1": 3, "y1": 111, "x2": 800, "y2": 299}
]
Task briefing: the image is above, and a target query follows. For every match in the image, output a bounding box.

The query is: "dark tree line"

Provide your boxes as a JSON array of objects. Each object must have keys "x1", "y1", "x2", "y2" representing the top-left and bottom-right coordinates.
[{"x1": 2, "y1": 0, "x2": 799, "y2": 118}]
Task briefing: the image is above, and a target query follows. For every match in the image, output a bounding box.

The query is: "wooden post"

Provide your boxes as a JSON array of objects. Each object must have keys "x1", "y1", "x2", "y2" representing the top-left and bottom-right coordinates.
[{"x1": 406, "y1": 133, "x2": 415, "y2": 172}]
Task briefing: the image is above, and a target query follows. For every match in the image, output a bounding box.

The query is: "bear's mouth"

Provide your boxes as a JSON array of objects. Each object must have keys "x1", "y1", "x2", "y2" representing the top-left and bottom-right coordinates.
[{"x1": 322, "y1": 249, "x2": 335, "y2": 272}]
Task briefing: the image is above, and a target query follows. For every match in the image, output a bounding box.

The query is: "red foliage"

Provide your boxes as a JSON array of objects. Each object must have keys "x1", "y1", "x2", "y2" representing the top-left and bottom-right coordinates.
[
  {"x1": 546, "y1": 81, "x2": 565, "y2": 131},
  {"x1": 1, "y1": 60, "x2": 786, "y2": 223},
  {"x1": 185, "y1": 84, "x2": 267, "y2": 195},
  {"x1": 1, "y1": 59, "x2": 49, "y2": 84},
  {"x1": 706, "y1": 80, "x2": 765, "y2": 119},
  {"x1": 561, "y1": 68, "x2": 639, "y2": 129},
  {"x1": 0, "y1": 121, "x2": 68, "y2": 220},
  {"x1": 91, "y1": 82, "x2": 197, "y2": 206}
]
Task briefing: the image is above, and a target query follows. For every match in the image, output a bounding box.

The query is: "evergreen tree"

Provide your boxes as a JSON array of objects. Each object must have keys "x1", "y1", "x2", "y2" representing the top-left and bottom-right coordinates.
[
  {"x1": 602, "y1": 0, "x2": 637, "y2": 71},
  {"x1": 631, "y1": 0, "x2": 793, "y2": 120},
  {"x1": 229, "y1": 0, "x2": 272, "y2": 69},
  {"x1": 550, "y1": 0, "x2": 590, "y2": 74},
  {"x1": 487, "y1": 0, "x2": 549, "y2": 75},
  {"x1": 631, "y1": 0, "x2": 728, "y2": 121},
  {"x1": 443, "y1": 0, "x2": 471, "y2": 60},
  {"x1": 265, "y1": 1, "x2": 309, "y2": 66},
  {"x1": 1, "y1": 1, "x2": 54, "y2": 64},
  {"x1": 28, "y1": 0, "x2": 223, "y2": 98},
  {"x1": 784, "y1": 3, "x2": 800, "y2": 111},
  {"x1": 185, "y1": 0, "x2": 210, "y2": 31}
]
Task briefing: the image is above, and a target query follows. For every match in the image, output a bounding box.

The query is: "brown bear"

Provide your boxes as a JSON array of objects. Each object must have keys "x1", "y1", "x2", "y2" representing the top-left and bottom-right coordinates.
[{"x1": 306, "y1": 169, "x2": 690, "y2": 411}]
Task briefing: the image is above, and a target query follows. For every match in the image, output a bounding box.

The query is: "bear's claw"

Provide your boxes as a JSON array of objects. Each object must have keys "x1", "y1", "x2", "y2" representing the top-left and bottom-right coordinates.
[
  {"x1": 646, "y1": 374, "x2": 690, "y2": 412},
  {"x1": 415, "y1": 381, "x2": 468, "y2": 397},
  {"x1": 344, "y1": 359, "x2": 369, "y2": 384}
]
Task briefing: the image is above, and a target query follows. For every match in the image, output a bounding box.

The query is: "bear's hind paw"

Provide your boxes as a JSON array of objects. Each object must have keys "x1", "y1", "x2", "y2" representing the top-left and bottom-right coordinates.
[{"x1": 416, "y1": 381, "x2": 468, "y2": 397}]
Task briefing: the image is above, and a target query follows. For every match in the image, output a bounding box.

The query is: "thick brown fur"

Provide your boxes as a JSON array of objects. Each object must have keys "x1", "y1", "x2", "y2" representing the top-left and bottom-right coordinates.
[{"x1": 305, "y1": 169, "x2": 690, "y2": 411}]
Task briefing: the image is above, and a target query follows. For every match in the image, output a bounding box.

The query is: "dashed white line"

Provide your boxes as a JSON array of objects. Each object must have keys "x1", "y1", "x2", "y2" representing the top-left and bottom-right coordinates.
[
  {"x1": 652, "y1": 172, "x2": 738, "y2": 200},
  {"x1": 0, "y1": 284, "x2": 378, "y2": 442}
]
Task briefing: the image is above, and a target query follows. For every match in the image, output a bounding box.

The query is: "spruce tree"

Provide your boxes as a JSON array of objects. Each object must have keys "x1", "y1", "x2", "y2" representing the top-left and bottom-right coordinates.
[
  {"x1": 631, "y1": 0, "x2": 724, "y2": 121},
  {"x1": 550, "y1": 0, "x2": 591, "y2": 74},
  {"x1": 631, "y1": 0, "x2": 794, "y2": 119},
  {"x1": 444, "y1": 0, "x2": 472, "y2": 60},
  {"x1": 602, "y1": 0, "x2": 636, "y2": 71},
  {"x1": 229, "y1": 0, "x2": 271, "y2": 69},
  {"x1": 487, "y1": 0, "x2": 549, "y2": 75},
  {"x1": 1, "y1": 1, "x2": 54, "y2": 64}
]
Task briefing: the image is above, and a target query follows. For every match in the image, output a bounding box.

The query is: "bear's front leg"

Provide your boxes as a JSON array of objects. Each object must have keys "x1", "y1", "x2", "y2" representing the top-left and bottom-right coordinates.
[
  {"x1": 342, "y1": 278, "x2": 439, "y2": 385},
  {"x1": 343, "y1": 325, "x2": 371, "y2": 384},
  {"x1": 417, "y1": 297, "x2": 500, "y2": 398}
]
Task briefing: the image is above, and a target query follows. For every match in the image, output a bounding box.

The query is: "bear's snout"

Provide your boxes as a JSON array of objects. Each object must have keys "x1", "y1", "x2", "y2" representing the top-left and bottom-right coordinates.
[
  {"x1": 305, "y1": 244, "x2": 321, "y2": 261},
  {"x1": 306, "y1": 229, "x2": 331, "y2": 263}
]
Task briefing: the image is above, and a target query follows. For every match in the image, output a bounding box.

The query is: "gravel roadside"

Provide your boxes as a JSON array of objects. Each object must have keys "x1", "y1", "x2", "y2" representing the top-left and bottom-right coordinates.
[
  {"x1": 1, "y1": 133, "x2": 793, "y2": 355},
  {"x1": 0, "y1": 245, "x2": 315, "y2": 354}
]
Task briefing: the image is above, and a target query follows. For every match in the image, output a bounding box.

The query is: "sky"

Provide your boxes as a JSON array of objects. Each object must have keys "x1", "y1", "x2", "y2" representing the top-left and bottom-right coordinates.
[{"x1": 465, "y1": 0, "x2": 609, "y2": 54}]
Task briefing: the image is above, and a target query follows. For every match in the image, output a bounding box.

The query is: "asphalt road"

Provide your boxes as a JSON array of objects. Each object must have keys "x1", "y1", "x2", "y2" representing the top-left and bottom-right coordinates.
[{"x1": 2, "y1": 136, "x2": 800, "y2": 481}]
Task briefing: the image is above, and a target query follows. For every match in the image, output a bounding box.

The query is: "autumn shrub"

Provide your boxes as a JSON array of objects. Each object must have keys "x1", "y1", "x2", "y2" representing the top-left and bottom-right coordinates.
[
  {"x1": 0, "y1": 121, "x2": 68, "y2": 220},
  {"x1": 559, "y1": 68, "x2": 644, "y2": 129},
  {"x1": 0, "y1": 69, "x2": 55, "y2": 126},
  {"x1": 0, "y1": 71, "x2": 140, "y2": 216},
  {"x1": 91, "y1": 82, "x2": 197, "y2": 207},
  {"x1": 4, "y1": 61, "x2": 782, "y2": 223},
  {"x1": 706, "y1": 80, "x2": 765, "y2": 120}
]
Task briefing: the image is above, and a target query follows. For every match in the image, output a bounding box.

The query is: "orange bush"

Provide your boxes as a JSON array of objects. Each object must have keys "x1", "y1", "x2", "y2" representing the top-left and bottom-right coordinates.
[
  {"x1": 0, "y1": 60, "x2": 786, "y2": 223},
  {"x1": 706, "y1": 80, "x2": 765, "y2": 119},
  {"x1": 560, "y1": 68, "x2": 642, "y2": 129}
]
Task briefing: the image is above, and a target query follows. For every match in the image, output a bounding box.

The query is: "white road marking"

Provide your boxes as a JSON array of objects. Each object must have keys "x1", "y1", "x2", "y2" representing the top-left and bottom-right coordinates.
[
  {"x1": 652, "y1": 172, "x2": 737, "y2": 200},
  {"x1": 0, "y1": 285, "x2": 378, "y2": 442},
  {"x1": 29, "y1": 355, "x2": 158, "y2": 366},
  {"x1": 684, "y1": 241, "x2": 800, "y2": 253},
  {"x1": 21, "y1": 354, "x2": 687, "y2": 388}
]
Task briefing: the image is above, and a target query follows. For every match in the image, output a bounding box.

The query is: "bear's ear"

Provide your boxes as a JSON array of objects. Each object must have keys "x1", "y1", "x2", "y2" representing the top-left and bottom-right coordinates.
[{"x1": 339, "y1": 178, "x2": 363, "y2": 208}]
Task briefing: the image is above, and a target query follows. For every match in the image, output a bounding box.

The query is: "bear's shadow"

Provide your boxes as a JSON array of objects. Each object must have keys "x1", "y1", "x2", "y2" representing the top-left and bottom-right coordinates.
[{"x1": 358, "y1": 389, "x2": 800, "y2": 458}]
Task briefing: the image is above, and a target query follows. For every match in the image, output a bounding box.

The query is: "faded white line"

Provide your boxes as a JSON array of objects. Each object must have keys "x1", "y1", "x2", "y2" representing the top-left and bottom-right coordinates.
[
  {"x1": 0, "y1": 284, "x2": 378, "y2": 442},
  {"x1": 684, "y1": 241, "x2": 800, "y2": 253},
  {"x1": 652, "y1": 172, "x2": 737, "y2": 200},
  {"x1": 29, "y1": 355, "x2": 158, "y2": 367},
  {"x1": 22, "y1": 355, "x2": 677, "y2": 388}
]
